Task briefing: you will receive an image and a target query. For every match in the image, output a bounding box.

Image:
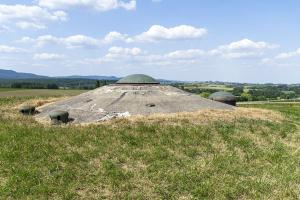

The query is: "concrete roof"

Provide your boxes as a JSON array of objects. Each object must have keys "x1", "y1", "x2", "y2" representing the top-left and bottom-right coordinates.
[{"x1": 35, "y1": 85, "x2": 233, "y2": 124}]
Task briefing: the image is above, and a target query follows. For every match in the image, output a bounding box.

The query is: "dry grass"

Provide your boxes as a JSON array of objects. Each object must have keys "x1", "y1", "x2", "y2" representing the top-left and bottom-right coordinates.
[
  {"x1": 101, "y1": 107, "x2": 284, "y2": 127},
  {"x1": 16, "y1": 97, "x2": 66, "y2": 109},
  {"x1": 0, "y1": 98, "x2": 67, "y2": 124}
]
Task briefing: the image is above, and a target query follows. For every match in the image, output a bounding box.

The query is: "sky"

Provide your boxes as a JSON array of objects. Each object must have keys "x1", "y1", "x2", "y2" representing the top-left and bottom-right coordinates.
[{"x1": 0, "y1": 0, "x2": 299, "y2": 83}]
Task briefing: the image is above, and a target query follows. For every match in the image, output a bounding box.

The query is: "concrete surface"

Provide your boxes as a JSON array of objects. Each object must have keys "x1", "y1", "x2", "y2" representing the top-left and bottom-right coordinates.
[{"x1": 35, "y1": 85, "x2": 233, "y2": 124}]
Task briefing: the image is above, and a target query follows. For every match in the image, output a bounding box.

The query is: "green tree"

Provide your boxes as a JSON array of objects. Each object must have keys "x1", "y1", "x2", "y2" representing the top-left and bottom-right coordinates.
[
  {"x1": 240, "y1": 92, "x2": 253, "y2": 101},
  {"x1": 200, "y1": 92, "x2": 211, "y2": 98},
  {"x1": 95, "y1": 80, "x2": 101, "y2": 88}
]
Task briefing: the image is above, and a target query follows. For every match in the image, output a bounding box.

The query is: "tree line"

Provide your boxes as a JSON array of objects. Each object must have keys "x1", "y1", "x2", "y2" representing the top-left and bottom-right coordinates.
[
  {"x1": 0, "y1": 79, "x2": 117, "y2": 90},
  {"x1": 171, "y1": 83, "x2": 300, "y2": 102}
]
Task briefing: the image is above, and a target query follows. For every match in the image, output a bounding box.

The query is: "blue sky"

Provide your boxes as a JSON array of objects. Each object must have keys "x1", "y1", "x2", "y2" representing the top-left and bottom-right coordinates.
[{"x1": 0, "y1": 0, "x2": 299, "y2": 83}]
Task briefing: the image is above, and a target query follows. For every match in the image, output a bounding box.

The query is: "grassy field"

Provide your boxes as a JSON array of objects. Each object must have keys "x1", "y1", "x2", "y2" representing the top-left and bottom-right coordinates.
[
  {"x1": 0, "y1": 88, "x2": 19, "y2": 92},
  {"x1": 0, "y1": 89, "x2": 88, "y2": 98},
  {"x1": 240, "y1": 102, "x2": 300, "y2": 124},
  {"x1": 0, "y1": 96, "x2": 299, "y2": 199},
  {"x1": 183, "y1": 84, "x2": 234, "y2": 91}
]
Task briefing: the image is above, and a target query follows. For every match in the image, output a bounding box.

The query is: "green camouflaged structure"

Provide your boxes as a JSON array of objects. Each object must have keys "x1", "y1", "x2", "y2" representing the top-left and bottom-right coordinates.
[
  {"x1": 116, "y1": 74, "x2": 159, "y2": 84},
  {"x1": 49, "y1": 110, "x2": 69, "y2": 124},
  {"x1": 209, "y1": 91, "x2": 236, "y2": 106},
  {"x1": 19, "y1": 105, "x2": 36, "y2": 115}
]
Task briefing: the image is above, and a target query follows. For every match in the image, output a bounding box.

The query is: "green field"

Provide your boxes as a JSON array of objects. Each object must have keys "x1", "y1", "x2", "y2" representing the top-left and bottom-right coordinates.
[
  {"x1": 0, "y1": 88, "x2": 19, "y2": 92},
  {"x1": 0, "y1": 96, "x2": 299, "y2": 199},
  {"x1": 184, "y1": 84, "x2": 234, "y2": 91},
  {"x1": 0, "y1": 89, "x2": 88, "y2": 98}
]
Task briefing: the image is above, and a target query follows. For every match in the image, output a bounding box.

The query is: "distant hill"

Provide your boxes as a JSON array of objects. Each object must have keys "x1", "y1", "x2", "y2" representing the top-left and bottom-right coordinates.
[
  {"x1": 0, "y1": 69, "x2": 182, "y2": 83},
  {"x1": 0, "y1": 69, "x2": 119, "y2": 80},
  {"x1": 0, "y1": 69, "x2": 46, "y2": 79},
  {"x1": 58, "y1": 75, "x2": 119, "y2": 80}
]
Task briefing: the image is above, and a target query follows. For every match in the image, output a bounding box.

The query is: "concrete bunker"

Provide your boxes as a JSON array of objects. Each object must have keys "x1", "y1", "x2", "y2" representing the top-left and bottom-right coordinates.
[{"x1": 35, "y1": 74, "x2": 234, "y2": 125}]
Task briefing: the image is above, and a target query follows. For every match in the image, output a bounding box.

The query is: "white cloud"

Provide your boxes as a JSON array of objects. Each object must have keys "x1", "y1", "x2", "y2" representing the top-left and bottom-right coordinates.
[
  {"x1": 20, "y1": 35, "x2": 59, "y2": 46},
  {"x1": 102, "y1": 31, "x2": 128, "y2": 44},
  {"x1": 262, "y1": 48, "x2": 300, "y2": 66},
  {"x1": 20, "y1": 34, "x2": 102, "y2": 48},
  {"x1": 89, "y1": 47, "x2": 206, "y2": 66},
  {"x1": 127, "y1": 25, "x2": 207, "y2": 43},
  {"x1": 20, "y1": 25, "x2": 207, "y2": 48},
  {"x1": 63, "y1": 35, "x2": 101, "y2": 48},
  {"x1": 34, "y1": 53, "x2": 65, "y2": 60},
  {"x1": 96, "y1": 24, "x2": 207, "y2": 43},
  {"x1": 0, "y1": 4, "x2": 67, "y2": 30},
  {"x1": 0, "y1": 4, "x2": 67, "y2": 22},
  {"x1": 0, "y1": 45, "x2": 24, "y2": 53},
  {"x1": 103, "y1": 46, "x2": 143, "y2": 61},
  {"x1": 38, "y1": 0, "x2": 136, "y2": 11},
  {"x1": 130, "y1": 25, "x2": 207, "y2": 42},
  {"x1": 85, "y1": 42, "x2": 280, "y2": 67},
  {"x1": 275, "y1": 48, "x2": 300, "y2": 59},
  {"x1": 209, "y1": 39, "x2": 278, "y2": 59},
  {"x1": 0, "y1": 25, "x2": 9, "y2": 33},
  {"x1": 16, "y1": 21, "x2": 46, "y2": 30},
  {"x1": 144, "y1": 49, "x2": 206, "y2": 66},
  {"x1": 166, "y1": 49, "x2": 205, "y2": 59},
  {"x1": 108, "y1": 46, "x2": 142, "y2": 55}
]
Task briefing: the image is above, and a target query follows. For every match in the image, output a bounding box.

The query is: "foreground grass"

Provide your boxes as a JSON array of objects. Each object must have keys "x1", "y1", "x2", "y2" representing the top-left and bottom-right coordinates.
[
  {"x1": 240, "y1": 102, "x2": 300, "y2": 123},
  {"x1": 0, "y1": 98, "x2": 299, "y2": 199}
]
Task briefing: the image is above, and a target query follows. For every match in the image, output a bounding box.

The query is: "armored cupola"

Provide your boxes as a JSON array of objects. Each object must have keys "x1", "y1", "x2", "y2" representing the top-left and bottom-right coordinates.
[
  {"x1": 116, "y1": 74, "x2": 159, "y2": 84},
  {"x1": 209, "y1": 91, "x2": 236, "y2": 106}
]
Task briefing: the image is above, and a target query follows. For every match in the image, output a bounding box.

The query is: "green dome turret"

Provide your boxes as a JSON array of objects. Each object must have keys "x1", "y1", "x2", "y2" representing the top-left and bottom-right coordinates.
[
  {"x1": 209, "y1": 91, "x2": 236, "y2": 106},
  {"x1": 116, "y1": 74, "x2": 159, "y2": 84}
]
